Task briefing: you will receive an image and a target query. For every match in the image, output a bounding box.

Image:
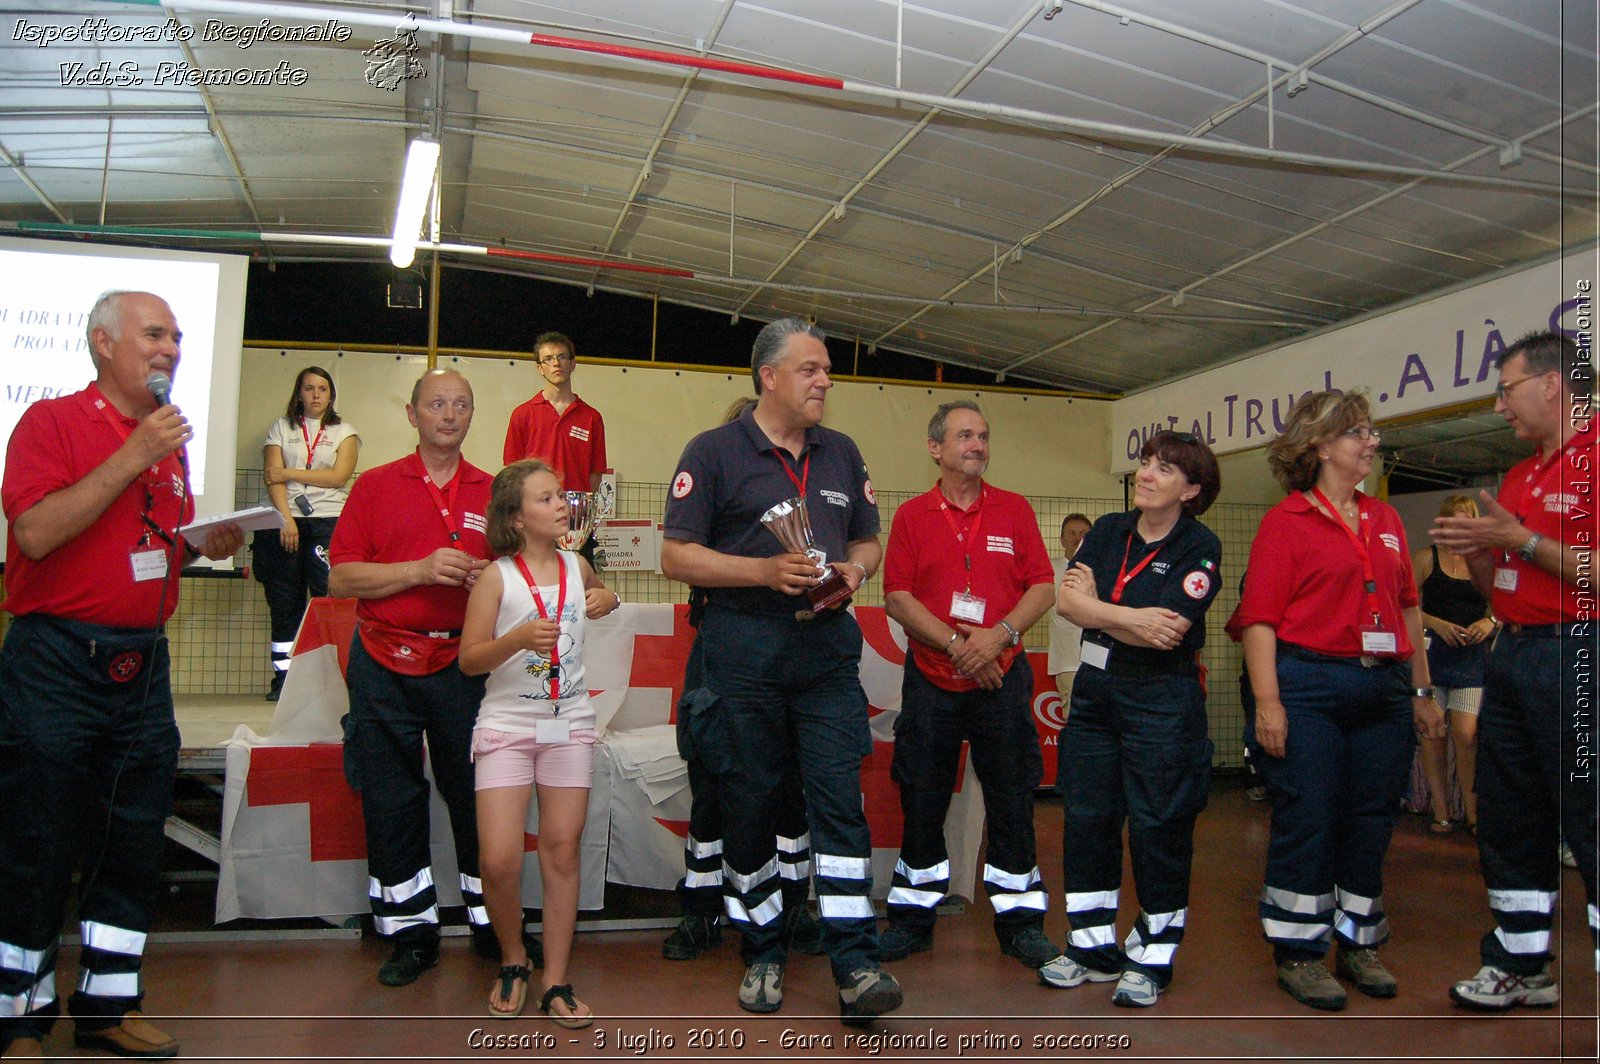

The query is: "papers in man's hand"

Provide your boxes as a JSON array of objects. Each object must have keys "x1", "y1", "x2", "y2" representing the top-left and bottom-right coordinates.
[{"x1": 180, "y1": 505, "x2": 285, "y2": 547}]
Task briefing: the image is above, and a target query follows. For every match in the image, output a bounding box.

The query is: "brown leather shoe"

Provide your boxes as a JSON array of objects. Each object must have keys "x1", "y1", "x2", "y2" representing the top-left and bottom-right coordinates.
[
  {"x1": 0, "y1": 1037, "x2": 43, "y2": 1058},
  {"x1": 74, "y1": 1012, "x2": 179, "y2": 1058}
]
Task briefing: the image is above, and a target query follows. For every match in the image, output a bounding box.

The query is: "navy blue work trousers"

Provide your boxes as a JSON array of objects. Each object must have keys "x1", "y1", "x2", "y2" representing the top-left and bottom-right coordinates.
[{"x1": 687, "y1": 604, "x2": 877, "y2": 982}]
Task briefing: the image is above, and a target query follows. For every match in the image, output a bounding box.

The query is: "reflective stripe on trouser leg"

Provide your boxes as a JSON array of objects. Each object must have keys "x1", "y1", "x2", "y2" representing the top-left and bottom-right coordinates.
[
  {"x1": 75, "y1": 921, "x2": 145, "y2": 1003},
  {"x1": 270, "y1": 641, "x2": 293, "y2": 673},
  {"x1": 1332, "y1": 886, "x2": 1390, "y2": 949},
  {"x1": 723, "y1": 855, "x2": 783, "y2": 931},
  {"x1": 683, "y1": 833, "x2": 725, "y2": 892},
  {"x1": 774, "y1": 819, "x2": 812, "y2": 896},
  {"x1": 1124, "y1": 908, "x2": 1186, "y2": 978},
  {"x1": 1260, "y1": 885, "x2": 1335, "y2": 953},
  {"x1": 460, "y1": 873, "x2": 489, "y2": 928},
  {"x1": 985, "y1": 863, "x2": 1047, "y2": 918},
  {"x1": 815, "y1": 854, "x2": 873, "y2": 921},
  {"x1": 1063, "y1": 889, "x2": 1120, "y2": 952},
  {"x1": 1486, "y1": 888, "x2": 1556, "y2": 960},
  {"x1": 369, "y1": 869, "x2": 440, "y2": 938},
  {"x1": 887, "y1": 858, "x2": 949, "y2": 924},
  {"x1": 0, "y1": 941, "x2": 55, "y2": 1018}
]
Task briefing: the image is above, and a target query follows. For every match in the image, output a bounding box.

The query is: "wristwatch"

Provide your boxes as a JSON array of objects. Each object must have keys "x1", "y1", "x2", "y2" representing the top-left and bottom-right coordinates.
[
  {"x1": 1411, "y1": 686, "x2": 1434, "y2": 699},
  {"x1": 1515, "y1": 532, "x2": 1542, "y2": 562},
  {"x1": 998, "y1": 620, "x2": 1021, "y2": 647}
]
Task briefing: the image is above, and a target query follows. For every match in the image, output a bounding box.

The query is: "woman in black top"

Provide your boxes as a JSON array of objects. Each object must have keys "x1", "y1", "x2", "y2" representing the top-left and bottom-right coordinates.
[
  {"x1": 1040, "y1": 430, "x2": 1222, "y2": 1009},
  {"x1": 1410, "y1": 495, "x2": 1495, "y2": 834}
]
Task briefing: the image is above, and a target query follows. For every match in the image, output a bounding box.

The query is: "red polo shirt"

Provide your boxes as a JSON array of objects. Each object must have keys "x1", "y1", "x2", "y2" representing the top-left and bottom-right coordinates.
[
  {"x1": 1493, "y1": 420, "x2": 1595, "y2": 624},
  {"x1": 329, "y1": 451, "x2": 491, "y2": 667},
  {"x1": 502, "y1": 392, "x2": 607, "y2": 493},
  {"x1": 1232, "y1": 491, "x2": 1419, "y2": 658},
  {"x1": 3, "y1": 384, "x2": 193, "y2": 627},
  {"x1": 883, "y1": 481, "x2": 1053, "y2": 691}
]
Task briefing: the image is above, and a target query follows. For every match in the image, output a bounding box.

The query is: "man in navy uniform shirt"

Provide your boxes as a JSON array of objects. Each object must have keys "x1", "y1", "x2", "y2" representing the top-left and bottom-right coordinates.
[{"x1": 661, "y1": 317, "x2": 902, "y2": 1024}]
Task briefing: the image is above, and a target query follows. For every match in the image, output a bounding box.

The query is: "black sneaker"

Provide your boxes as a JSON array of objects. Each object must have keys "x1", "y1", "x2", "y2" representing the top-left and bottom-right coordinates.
[
  {"x1": 878, "y1": 923, "x2": 933, "y2": 961},
  {"x1": 999, "y1": 926, "x2": 1061, "y2": 969},
  {"x1": 662, "y1": 915, "x2": 721, "y2": 960},
  {"x1": 378, "y1": 941, "x2": 439, "y2": 986},
  {"x1": 838, "y1": 967, "x2": 903, "y2": 1025},
  {"x1": 782, "y1": 905, "x2": 825, "y2": 955},
  {"x1": 471, "y1": 926, "x2": 544, "y2": 968}
]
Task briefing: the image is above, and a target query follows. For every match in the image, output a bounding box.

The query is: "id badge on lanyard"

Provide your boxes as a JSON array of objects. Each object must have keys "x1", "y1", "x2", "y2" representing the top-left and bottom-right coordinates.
[{"x1": 1312, "y1": 487, "x2": 1394, "y2": 654}]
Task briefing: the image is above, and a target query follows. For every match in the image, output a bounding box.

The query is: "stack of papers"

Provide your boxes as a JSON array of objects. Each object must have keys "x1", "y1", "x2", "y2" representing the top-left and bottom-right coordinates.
[{"x1": 603, "y1": 724, "x2": 687, "y2": 803}]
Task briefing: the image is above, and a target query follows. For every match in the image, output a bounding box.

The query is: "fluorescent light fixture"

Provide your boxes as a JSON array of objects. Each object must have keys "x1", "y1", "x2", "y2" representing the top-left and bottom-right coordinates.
[{"x1": 390, "y1": 136, "x2": 440, "y2": 268}]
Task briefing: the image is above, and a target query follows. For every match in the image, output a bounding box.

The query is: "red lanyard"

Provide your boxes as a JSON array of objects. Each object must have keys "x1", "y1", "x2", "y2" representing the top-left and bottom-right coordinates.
[
  {"x1": 512, "y1": 553, "x2": 568, "y2": 701},
  {"x1": 91, "y1": 389, "x2": 167, "y2": 483},
  {"x1": 299, "y1": 420, "x2": 325, "y2": 470},
  {"x1": 772, "y1": 449, "x2": 810, "y2": 498},
  {"x1": 420, "y1": 459, "x2": 463, "y2": 544},
  {"x1": 937, "y1": 485, "x2": 983, "y2": 592},
  {"x1": 1312, "y1": 486, "x2": 1383, "y2": 625},
  {"x1": 1111, "y1": 532, "x2": 1162, "y2": 604}
]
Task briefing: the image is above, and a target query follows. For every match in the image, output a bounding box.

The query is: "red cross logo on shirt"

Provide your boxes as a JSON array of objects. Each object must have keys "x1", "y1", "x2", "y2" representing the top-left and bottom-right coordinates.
[
  {"x1": 1182, "y1": 570, "x2": 1212, "y2": 600},
  {"x1": 672, "y1": 471, "x2": 694, "y2": 499}
]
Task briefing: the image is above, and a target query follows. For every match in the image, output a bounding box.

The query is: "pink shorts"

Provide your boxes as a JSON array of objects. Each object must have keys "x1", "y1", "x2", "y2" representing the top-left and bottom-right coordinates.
[{"x1": 472, "y1": 727, "x2": 597, "y2": 790}]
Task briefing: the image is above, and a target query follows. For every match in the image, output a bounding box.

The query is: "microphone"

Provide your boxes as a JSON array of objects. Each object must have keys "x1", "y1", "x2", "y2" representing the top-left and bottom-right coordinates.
[{"x1": 146, "y1": 371, "x2": 173, "y2": 407}]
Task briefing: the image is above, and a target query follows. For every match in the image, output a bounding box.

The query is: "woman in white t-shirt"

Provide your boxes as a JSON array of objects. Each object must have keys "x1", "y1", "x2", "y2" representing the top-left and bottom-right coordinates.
[{"x1": 253, "y1": 366, "x2": 360, "y2": 699}]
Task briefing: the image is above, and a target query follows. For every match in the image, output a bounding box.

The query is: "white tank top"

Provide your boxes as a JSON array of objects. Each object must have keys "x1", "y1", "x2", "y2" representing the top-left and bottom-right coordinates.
[{"x1": 475, "y1": 552, "x2": 595, "y2": 733}]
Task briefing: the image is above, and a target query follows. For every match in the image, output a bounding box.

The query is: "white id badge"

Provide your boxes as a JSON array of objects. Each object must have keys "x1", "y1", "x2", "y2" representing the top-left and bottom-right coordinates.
[
  {"x1": 536, "y1": 718, "x2": 571, "y2": 744},
  {"x1": 1494, "y1": 567, "x2": 1519, "y2": 592},
  {"x1": 1359, "y1": 628, "x2": 1398, "y2": 655},
  {"x1": 130, "y1": 548, "x2": 168, "y2": 582},
  {"x1": 1080, "y1": 641, "x2": 1110, "y2": 671},
  {"x1": 949, "y1": 591, "x2": 986, "y2": 623}
]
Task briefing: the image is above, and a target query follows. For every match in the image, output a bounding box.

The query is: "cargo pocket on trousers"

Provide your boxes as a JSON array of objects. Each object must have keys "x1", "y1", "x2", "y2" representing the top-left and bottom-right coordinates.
[{"x1": 679, "y1": 688, "x2": 732, "y2": 776}]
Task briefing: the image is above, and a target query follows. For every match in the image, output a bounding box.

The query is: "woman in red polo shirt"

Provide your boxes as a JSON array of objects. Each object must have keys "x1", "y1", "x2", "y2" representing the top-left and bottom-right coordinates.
[{"x1": 1231, "y1": 390, "x2": 1445, "y2": 1011}]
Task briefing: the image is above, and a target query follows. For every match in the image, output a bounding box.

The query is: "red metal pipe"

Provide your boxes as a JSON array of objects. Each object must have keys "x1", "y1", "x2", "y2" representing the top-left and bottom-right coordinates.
[{"x1": 528, "y1": 33, "x2": 845, "y2": 91}]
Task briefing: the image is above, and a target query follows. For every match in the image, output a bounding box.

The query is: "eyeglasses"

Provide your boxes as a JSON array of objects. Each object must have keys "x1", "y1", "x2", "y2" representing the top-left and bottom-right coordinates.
[
  {"x1": 1341, "y1": 426, "x2": 1381, "y2": 441},
  {"x1": 537, "y1": 353, "x2": 575, "y2": 367},
  {"x1": 1494, "y1": 372, "x2": 1549, "y2": 400}
]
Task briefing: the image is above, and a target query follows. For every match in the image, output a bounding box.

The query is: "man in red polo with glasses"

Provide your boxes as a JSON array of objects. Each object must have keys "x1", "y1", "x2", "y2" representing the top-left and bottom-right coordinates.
[{"x1": 1432, "y1": 329, "x2": 1597, "y2": 1010}]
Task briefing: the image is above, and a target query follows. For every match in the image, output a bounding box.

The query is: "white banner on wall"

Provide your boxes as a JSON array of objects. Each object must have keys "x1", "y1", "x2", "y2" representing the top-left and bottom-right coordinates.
[{"x1": 1109, "y1": 248, "x2": 1598, "y2": 473}]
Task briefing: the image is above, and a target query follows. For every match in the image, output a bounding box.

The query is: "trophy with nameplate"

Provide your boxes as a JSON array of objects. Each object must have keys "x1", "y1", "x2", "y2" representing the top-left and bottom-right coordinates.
[
  {"x1": 559, "y1": 491, "x2": 597, "y2": 551},
  {"x1": 760, "y1": 496, "x2": 853, "y2": 620}
]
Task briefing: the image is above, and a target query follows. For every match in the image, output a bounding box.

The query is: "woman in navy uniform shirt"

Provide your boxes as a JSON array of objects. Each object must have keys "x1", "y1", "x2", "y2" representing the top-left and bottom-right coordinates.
[{"x1": 1041, "y1": 430, "x2": 1222, "y2": 1009}]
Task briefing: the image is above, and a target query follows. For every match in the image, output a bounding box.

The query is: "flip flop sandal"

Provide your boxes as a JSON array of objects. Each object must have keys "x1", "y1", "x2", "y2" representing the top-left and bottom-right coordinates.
[
  {"x1": 1428, "y1": 819, "x2": 1454, "y2": 835},
  {"x1": 540, "y1": 983, "x2": 594, "y2": 1029},
  {"x1": 488, "y1": 964, "x2": 530, "y2": 1019}
]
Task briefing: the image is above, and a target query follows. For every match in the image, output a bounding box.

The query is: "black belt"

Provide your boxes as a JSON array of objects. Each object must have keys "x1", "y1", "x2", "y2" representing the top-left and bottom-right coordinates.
[
  {"x1": 1502, "y1": 622, "x2": 1584, "y2": 639},
  {"x1": 1279, "y1": 642, "x2": 1403, "y2": 670}
]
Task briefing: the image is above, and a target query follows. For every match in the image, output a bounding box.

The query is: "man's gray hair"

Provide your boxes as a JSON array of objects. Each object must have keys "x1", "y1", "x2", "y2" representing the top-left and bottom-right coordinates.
[
  {"x1": 86, "y1": 290, "x2": 136, "y2": 368},
  {"x1": 928, "y1": 399, "x2": 983, "y2": 442},
  {"x1": 750, "y1": 317, "x2": 827, "y2": 396}
]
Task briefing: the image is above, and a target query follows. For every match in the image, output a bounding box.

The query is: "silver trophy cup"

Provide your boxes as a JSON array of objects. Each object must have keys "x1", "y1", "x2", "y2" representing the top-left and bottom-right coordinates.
[
  {"x1": 760, "y1": 496, "x2": 852, "y2": 619},
  {"x1": 558, "y1": 490, "x2": 596, "y2": 551}
]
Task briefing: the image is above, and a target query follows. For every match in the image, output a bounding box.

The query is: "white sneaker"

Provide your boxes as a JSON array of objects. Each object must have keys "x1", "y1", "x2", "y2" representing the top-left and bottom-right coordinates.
[
  {"x1": 1450, "y1": 964, "x2": 1559, "y2": 1011},
  {"x1": 1038, "y1": 954, "x2": 1120, "y2": 989},
  {"x1": 1111, "y1": 969, "x2": 1162, "y2": 1007}
]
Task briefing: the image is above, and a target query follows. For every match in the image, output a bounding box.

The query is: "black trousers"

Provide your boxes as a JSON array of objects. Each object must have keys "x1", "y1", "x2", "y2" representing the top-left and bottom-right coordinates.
[
  {"x1": 688, "y1": 605, "x2": 878, "y2": 981},
  {"x1": 1475, "y1": 627, "x2": 1599, "y2": 974},
  {"x1": 0, "y1": 615, "x2": 179, "y2": 1042},
  {"x1": 252, "y1": 517, "x2": 337, "y2": 681},
  {"x1": 887, "y1": 654, "x2": 1045, "y2": 938},
  {"x1": 342, "y1": 637, "x2": 488, "y2": 943}
]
